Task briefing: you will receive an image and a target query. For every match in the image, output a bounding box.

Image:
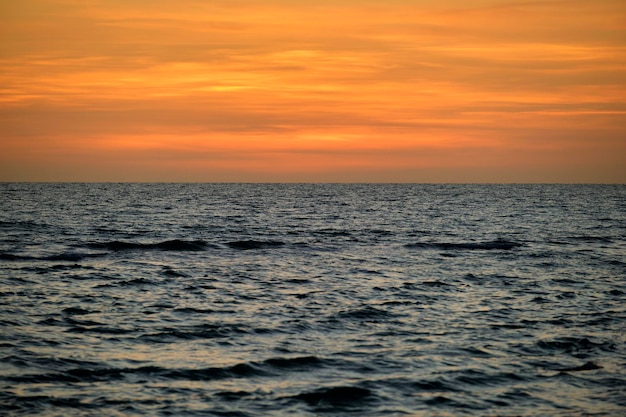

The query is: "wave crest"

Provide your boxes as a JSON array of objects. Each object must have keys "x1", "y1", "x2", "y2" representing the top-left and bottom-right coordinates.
[{"x1": 405, "y1": 239, "x2": 522, "y2": 251}]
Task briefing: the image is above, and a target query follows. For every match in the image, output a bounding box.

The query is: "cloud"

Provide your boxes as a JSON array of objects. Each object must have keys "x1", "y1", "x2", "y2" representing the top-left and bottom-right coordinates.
[{"x1": 1, "y1": 0, "x2": 625, "y2": 182}]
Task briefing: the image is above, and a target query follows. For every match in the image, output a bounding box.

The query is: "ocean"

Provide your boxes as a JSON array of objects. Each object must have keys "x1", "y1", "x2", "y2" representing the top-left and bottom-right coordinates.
[{"x1": 1, "y1": 183, "x2": 624, "y2": 416}]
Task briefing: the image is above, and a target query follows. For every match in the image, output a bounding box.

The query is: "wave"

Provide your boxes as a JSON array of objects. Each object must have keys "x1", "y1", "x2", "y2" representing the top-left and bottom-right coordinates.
[
  {"x1": 88, "y1": 239, "x2": 210, "y2": 251},
  {"x1": 226, "y1": 240, "x2": 285, "y2": 250},
  {"x1": 313, "y1": 228, "x2": 353, "y2": 237},
  {"x1": 552, "y1": 361, "x2": 602, "y2": 372},
  {"x1": 61, "y1": 307, "x2": 92, "y2": 316},
  {"x1": 66, "y1": 326, "x2": 133, "y2": 335},
  {"x1": 407, "y1": 379, "x2": 460, "y2": 392},
  {"x1": 138, "y1": 323, "x2": 249, "y2": 342},
  {"x1": 264, "y1": 356, "x2": 325, "y2": 370},
  {"x1": 568, "y1": 235, "x2": 613, "y2": 243},
  {"x1": 1, "y1": 238, "x2": 525, "y2": 260},
  {"x1": 161, "y1": 267, "x2": 188, "y2": 277},
  {"x1": 333, "y1": 306, "x2": 396, "y2": 322},
  {"x1": 8, "y1": 355, "x2": 334, "y2": 385},
  {"x1": 535, "y1": 337, "x2": 615, "y2": 355},
  {"x1": 453, "y1": 369, "x2": 527, "y2": 387},
  {"x1": 291, "y1": 386, "x2": 374, "y2": 408},
  {"x1": 405, "y1": 239, "x2": 522, "y2": 251},
  {"x1": 172, "y1": 307, "x2": 217, "y2": 315},
  {"x1": 0, "y1": 252, "x2": 103, "y2": 262},
  {"x1": 0, "y1": 220, "x2": 51, "y2": 230},
  {"x1": 1, "y1": 242, "x2": 211, "y2": 262}
]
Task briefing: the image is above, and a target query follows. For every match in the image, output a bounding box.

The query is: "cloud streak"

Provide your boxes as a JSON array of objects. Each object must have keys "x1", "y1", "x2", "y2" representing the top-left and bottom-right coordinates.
[{"x1": 1, "y1": 0, "x2": 625, "y2": 181}]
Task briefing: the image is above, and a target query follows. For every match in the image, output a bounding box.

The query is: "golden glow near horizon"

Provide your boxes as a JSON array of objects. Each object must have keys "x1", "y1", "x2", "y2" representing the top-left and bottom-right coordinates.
[{"x1": 1, "y1": 0, "x2": 625, "y2": 182}]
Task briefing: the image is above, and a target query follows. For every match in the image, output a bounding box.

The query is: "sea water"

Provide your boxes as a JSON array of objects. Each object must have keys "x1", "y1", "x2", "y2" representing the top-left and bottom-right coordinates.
[{"x1": 1, "y1": 183, "x2": 625, "y2": 416}]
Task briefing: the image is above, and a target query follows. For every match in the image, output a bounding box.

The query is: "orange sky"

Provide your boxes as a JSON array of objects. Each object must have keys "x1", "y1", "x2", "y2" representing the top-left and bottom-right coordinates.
[{"x1": 1, "y1": 0, "x2": 625, "y2": 182}]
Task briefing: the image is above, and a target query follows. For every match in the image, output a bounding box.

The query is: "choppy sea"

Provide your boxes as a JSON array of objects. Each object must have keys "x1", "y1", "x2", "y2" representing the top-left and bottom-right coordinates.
[{"x1": 1, "y1": 183, "x2": 625, "y2": 416}]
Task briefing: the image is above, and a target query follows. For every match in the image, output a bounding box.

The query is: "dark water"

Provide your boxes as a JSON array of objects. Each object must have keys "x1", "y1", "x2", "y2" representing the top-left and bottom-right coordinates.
[{"x1": 1, "y1": 183, "x2": 625, "y2": 416}]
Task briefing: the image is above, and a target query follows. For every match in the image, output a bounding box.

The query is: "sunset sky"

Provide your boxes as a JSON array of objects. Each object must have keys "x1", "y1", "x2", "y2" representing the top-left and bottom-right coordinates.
[{"x1": 1, "y1": 0, "x2": 625, "y2": 182}]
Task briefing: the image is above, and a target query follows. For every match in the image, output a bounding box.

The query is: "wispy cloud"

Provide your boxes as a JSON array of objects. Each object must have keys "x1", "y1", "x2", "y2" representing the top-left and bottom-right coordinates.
[{"x1": 1, "y1": 0, "x2": 625, "y2": 181}]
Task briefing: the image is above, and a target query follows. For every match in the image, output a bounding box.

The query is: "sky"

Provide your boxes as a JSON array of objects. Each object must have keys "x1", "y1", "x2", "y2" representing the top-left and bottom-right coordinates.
[{"x1": 1, "y1": 0, "x2": 625, "y2": 182}]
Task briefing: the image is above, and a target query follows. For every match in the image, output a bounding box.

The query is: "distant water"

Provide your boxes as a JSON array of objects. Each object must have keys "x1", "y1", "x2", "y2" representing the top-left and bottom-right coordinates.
[{"x1": 1, "y1": 183, "x2": 625, "y2": 416}]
